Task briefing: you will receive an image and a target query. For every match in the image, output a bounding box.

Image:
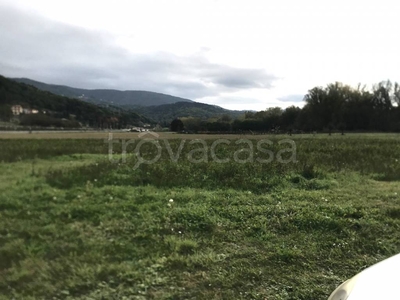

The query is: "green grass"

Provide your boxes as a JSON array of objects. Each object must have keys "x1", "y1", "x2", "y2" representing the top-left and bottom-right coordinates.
[{"x1": 0, "y1": 134, "x2": 399, "y2": 299}]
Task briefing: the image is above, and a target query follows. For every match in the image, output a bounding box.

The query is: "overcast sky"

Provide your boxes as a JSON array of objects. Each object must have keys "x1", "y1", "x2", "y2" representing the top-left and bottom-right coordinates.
[{"x1": 0, "y1": 0, "x2": 399, "y2": 111}]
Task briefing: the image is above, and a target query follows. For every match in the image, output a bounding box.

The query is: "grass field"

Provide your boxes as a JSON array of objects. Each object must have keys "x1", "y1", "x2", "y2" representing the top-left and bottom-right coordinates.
[{"x1": 0, "y1": 133, "x2": 399, "y2": 299}]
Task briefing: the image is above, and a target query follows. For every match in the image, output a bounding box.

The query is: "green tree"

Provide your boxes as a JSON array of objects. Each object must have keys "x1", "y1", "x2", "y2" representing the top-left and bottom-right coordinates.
[
  {"x1": 281, "y1": 106, "x2": 301, "y2": 130},
  {"x1": 0, "y1": 105, "x2": 12, "y2": 121},
  {"x1": 170, "y1": 118, "x2": 184, "y2": 132}
]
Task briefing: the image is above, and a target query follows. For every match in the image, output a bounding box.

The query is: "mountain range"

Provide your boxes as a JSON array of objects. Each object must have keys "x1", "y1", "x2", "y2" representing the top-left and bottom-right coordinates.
[
  {"x1": 133, "y1": 102, "x2": 244, "y2": 125},
  {"x1": 11, "y1": 78, "x2": 246, "y2": 124},
  {"x1": 12, "y1": 78, "x2": 194, "y2": 107},
  {"x1": 0, "y1": 75, "x2": 152, "y2": 128}
]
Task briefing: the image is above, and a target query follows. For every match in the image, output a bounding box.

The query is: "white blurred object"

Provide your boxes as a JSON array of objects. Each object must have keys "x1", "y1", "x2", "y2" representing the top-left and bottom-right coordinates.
[{"x1": 328, "y1": 253, "x2": 400, "y2": 300}]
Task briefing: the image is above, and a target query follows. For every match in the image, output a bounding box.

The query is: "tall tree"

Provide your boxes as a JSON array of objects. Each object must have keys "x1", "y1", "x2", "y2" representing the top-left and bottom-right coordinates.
[{"x1": 170, "y1": 118, "x2": 184, "y2": 132}]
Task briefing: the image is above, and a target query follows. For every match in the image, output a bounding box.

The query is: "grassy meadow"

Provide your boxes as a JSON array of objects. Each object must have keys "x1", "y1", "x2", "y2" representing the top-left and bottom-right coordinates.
[{"x1": 0, "y1": 133, "x2": 399, "y2": 299}]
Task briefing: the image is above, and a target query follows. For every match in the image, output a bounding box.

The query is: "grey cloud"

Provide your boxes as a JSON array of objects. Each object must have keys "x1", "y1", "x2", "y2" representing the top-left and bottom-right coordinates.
[
  {"x1": 213, "y1": 75, "x2": 268, "y2": 88},
  {"x1": 204, "y1": 66, "x2": 275, "y2": 89},
  {"x1": 0, "y1": 4, "x2": 277, "y2": 100}
]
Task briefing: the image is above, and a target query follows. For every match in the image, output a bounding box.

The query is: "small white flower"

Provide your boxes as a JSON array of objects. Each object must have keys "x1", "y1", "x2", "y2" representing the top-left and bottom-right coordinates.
[
  {"x1": 109, "y1": 196, "x2": 113, "y2": 200},
  {"x1": 167, "y1": 203, "x2": 172, "y2": 207},
  {"x1": 169, "y1": 199, "x2": 174, "y2": 203},
  {"x1": 178, "y1": 231, "x2": 182, "y2": 234},
  {"x1": 77, "y1": 195, "x2": 81, "y2": 199},
  {"x1": 171, "y1": 228, "x2": 174, "y2": 231},
  {"x1": 394, "y1": 193, "x2": 398, "y2": 196},
  {"x1": 94, "y1": 179, "x2": 97, "y2": 182},
  {"x1": 53, "y1": 196, "x2": 57, "y2": 200}
]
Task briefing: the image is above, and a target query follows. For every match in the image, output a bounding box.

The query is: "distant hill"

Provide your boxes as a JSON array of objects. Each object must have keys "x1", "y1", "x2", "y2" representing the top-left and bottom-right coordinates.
[
  {"x1": 12, "y1": 78, "x2": 194, "y2": 107},
  {"x1": 0, "y1": 75, "x2": 152, "y2": 128},
  {"x1": 133, "y1": 101, "x2": 245, "y2": 124},
  {"x1": 11, "y1": 77, "x2": 247, "y2": 125}
]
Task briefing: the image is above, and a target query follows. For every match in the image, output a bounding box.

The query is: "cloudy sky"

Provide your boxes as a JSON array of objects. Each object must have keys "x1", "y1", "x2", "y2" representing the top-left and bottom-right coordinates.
[{"x1": 0, "y1": 0, "x2": 399, "y2": 110}]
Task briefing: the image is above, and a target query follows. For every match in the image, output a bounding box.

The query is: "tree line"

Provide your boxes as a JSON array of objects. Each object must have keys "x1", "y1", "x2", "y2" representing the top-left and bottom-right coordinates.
[{"x1": 171, "y1": 80, "x2": 400, "y2": 133}]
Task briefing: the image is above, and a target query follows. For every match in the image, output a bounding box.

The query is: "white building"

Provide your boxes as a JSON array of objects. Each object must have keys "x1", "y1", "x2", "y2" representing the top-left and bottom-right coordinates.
[{"x1": 11, "y1": 105, "x2": 23, "y2": 115}]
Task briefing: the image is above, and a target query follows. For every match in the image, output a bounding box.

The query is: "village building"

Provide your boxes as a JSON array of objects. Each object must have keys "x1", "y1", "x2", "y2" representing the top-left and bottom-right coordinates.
[
  {"x1": 11, "y1": 105, "x2": 23, "y2": 115},
  {"x1": 11, "y1": 105, "x2": 39, "y2": 115}
]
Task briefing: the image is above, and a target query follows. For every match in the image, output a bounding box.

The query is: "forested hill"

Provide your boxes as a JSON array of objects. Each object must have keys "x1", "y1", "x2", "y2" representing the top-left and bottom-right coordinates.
[
  {"x1": 0, "y1": 75, "x2": 152, "y2": 128},
  {"x1": 132, "y1": 101, "x2": 245, "y2": 124},
  {"x1": 12, "y1": 78, "x2": 194, "y2": 107}
]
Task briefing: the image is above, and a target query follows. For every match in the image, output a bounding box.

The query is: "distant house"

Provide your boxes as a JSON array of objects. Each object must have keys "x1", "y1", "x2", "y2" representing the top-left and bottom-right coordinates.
[
  {"x1": 11, "y1": 105, "x2": 23, "y2": 115},
  {"x1": 11, "y1": 105, "x2": 39, "y2": 115}
]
